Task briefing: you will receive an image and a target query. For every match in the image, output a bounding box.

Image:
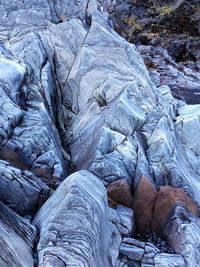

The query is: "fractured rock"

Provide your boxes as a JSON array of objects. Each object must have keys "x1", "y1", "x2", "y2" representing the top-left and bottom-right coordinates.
[
  {"x1": 154, "y1": 253, "x2": 185, "y2": 267},
  {"x1": 163, "y1": 205, "x2": 200, "y2": 267},
  {"x1": 0, "y1": 1, "x2": 200, "y2": 266},
  {"x1": 116, "y1": 205, "x2": 135, "y2": 237},
  {"x1": 0, "y1": 160, "x2": 51, "y2": 216}
]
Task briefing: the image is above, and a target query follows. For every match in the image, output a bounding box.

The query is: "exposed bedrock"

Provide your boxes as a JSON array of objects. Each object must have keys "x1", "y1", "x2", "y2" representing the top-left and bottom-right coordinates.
[
  {"x1": 98, "y1": 0, "x2": 200, "y2": 103},
  {"x1": 0, "y1": 202, "x2": 36, "y2": 267},
  {"x1": 163, "y1": 205, "x2": 200, "y2": 267},
  {"x1": 138, "y1": 45, "x2": 200, "y2": 104},
  {"x1": 107, "y1": 175, "x2": 199, "y2": 235},
  {"x1": 0, "y1": 45, "x2": 67, "y2": 186},
  {"x1": 0, "y1": 159, "x2": 52, "y2": 216},
  {"x1": 33, "y1": 170, "x2": 123, "y2": 267},
  {"x1": 0, "y1": 0, "x2": 200, "y2": 266}
]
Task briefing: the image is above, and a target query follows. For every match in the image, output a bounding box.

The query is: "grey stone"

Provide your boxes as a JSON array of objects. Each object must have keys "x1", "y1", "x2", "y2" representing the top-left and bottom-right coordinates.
[
  {"x1": 0, "y1": 202, "x2": 36, "y2": 267},
  {"x1": 154, "y1": 253, "x2": 185, "y2": 267},
  {"x1": 123, "y1": 238, "x2": 146, "y2": 249},
  {"x1": 0, "y1": 1, "x2": 200, "y2": 266},
  {"x1": 164, "y1": 206, "x2": 200, "y2": 267},
  {"x1": 0, "y1": 160, "x2": 51, "y2": 216},
  {"x1": 120, "y1": 243, "x2": 144, "y2": 261},
  {"x1": 33, "y1": 170, "x2": 122, "y2": 267},
  {"x1": 116, "y1": 205, "x2": 135, "y2": 237}
]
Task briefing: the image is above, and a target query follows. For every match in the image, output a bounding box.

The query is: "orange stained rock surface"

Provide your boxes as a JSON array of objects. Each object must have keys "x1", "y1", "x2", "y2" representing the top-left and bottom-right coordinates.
[
  {"x1": 151, "y1": 185, "x2": 199, "y2": 232},
  {"x1": 107, "y1": 178, "x2": 133, "y2": 208},
  {"x1": 132, "y1": 175, "x2": 157, "y2": 232},
  {"x1": 107, "y1": 176, "x2": 199, "y2": 234}
]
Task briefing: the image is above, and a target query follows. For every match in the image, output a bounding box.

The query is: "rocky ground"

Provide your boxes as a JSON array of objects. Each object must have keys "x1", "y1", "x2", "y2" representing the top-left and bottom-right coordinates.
[
  {"x1": 99, "y1": 0, "x2": 200, "y2": 103},
  {"x1": 0, "y1": 0, "x2": 200, "y2": 267}
]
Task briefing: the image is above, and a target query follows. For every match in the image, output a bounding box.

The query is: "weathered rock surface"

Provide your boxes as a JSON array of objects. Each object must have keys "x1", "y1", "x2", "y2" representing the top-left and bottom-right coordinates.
[
  {"x1": 132, "y1": 175, "x2": 157, "y2": 232},
  {"x1": 107, "y1": 179, "x2": 133, "y2": 208},
  {"x1": 100, "y1": 0, "x2": 200, "y2": 103},
  {"x1": 119, "y1": 237, "x2": 185, "y2": 267},
  {"x1": 163, "y1": 205, "x2": 200, "y2": 267},
  {"x1": 138, "y1": 45, "x2": 200, "y2": 104},
  {"x1": 0, "y1": 0, "x2": 200, "y2": 266},
  {"x1": 0, "y1": 44, "x2": 67, "y2": 186},
  {"x1": 151, "y1": 185, "x2": 199, "y2": 233},
  {"x1": 0, "y1": 202, "x2": 36, "y2": 267},
  {"x1": 0, "y1": 159, "x2": 51, "y2": 216},
  {"x1": 115, "y1": 205, "x2": 135, "y2": 237},
  {"x1": 33, "y1": 170, "x2": 122, "y2": 267}
]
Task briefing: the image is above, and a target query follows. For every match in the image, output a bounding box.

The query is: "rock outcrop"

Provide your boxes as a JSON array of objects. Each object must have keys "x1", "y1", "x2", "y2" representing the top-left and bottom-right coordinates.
[
  {"x1": 0, "y1": 160, "x2": 51, "y2": 216},
  {"x1": 33, "y1": 170, "x2": 122, "y2": 267},
  {"x1": 0, "y1": 0, "x2": 200, "y2": 266},
  {"x1": 100, "y1": 0, "x2": 200, "y2": 103},
  {"x1": 0, "y1": 202, "x2": 36, "y2": 267}
]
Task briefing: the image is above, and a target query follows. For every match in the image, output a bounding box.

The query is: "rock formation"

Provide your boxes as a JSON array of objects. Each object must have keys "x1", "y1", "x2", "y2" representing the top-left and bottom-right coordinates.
[
  {"x1": 100, "y1": 0, "x2": 200, "y2": 103},
  {"x1": 33, "y1": 171, "x2": 122, "y2": 267},
  {"x1": 0, "y1": 0, "x2": 200, "y2": 266}
]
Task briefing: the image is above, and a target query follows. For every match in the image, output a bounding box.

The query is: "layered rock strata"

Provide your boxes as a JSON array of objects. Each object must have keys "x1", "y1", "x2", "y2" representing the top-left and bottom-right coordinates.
[
  {"x1": 0, "y1": 0, "x2": 200, "y2": 266},
  {"x1": 0, "y1": 202, "x2": 36, "y2": 267}
]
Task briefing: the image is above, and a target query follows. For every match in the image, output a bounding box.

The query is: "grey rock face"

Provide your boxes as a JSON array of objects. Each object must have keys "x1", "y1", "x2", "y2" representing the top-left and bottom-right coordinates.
[
  {"x1": 119, "y1": 237, "x2": 185, "y2": 267},
  {"x1": 120, "y1": 240, "x2": 144, "y2": 261},
  {"x1": 33, "y1": 170, "x2": 122, "y2": 267},
  {"x1": 0, "y1": 159, "x2": 51, "y2": 216},
  {"x1": 0, "y1": 0, "x2": 200, "y2": 266},
  {"x1": 63, "y1": 12, "x2": 156, "y2": 186},
  {"x1": 116, "y1": 205, "x2": 134, "y2": 237},
  {"x1": 0, "y1": 43, "x2": 67, "y2": 186},
  {"x1": 0, "y1": 202, "x2": 36, "y2": 267},
  {"x1": 163, "y1": 205, "x2": 200, "y2": 267},
  {"x1": 0, "y1": 0, "x2": 96, "y2": 41},
  {"x1": 154, "y1": 254, "x2": 185, "y2": 267}
]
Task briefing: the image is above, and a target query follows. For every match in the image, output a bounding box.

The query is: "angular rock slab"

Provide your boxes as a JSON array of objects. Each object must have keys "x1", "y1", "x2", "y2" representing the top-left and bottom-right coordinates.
[
  {"x1": 63, "y1": 12, "x2": 156, "y2": 185},
  {"x1": 0, "y1": 160, "x2": 51, "y2": 216},
  {"x1": 0, "y1": 202, "x2": 36, "y2": 267},
  {"x1": 154, "y1": 253, "x2": 185, "y2": 267},
  {"x1": 119, "y1": 237, "x2": 185, "y2": 267},
  {"x1": 33, "y1": 170, "x2": 121, "y2": 267}
]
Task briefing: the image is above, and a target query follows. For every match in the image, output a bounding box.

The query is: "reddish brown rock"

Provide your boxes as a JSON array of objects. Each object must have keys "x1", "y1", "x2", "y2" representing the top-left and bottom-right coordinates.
[
  {"x1": 108, "y1": 196, "x2": 118, "y2": 208},
  {"x1": 151, "y1": 186, "x2": 199, "y2": 233},
  {"x1": 107, "y1": 179, "x2": 133, "y2": 208},
  {"x1": 132, "y1": 175, "x2": 157, "y2": 232},
  {"x1": 107, "y1": 176, "x2": 199, "y2": 236}
]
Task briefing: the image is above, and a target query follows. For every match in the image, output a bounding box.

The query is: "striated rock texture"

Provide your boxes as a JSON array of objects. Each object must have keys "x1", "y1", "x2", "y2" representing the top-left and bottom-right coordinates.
[
  {"x1": 0, "y1": 202, "x2": 36, "y2": 267},
  {"x1": 0, "y1": 160, "x2": 51, "y2": 216},
  {"x1": 0, "y1": 0, "x2": 200, "y2": 266},
  {"x1": 33, "y1": 170, "x2": 122, "y2": 267}
]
